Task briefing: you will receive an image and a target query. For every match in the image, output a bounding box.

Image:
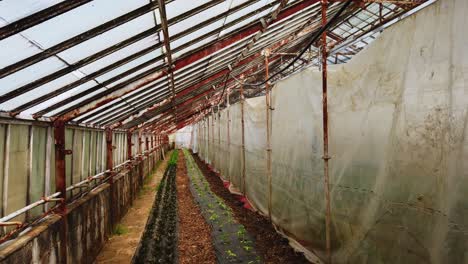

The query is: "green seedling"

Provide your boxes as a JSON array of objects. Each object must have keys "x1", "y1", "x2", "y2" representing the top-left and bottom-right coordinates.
[
  {"x1": 113, "y1": 224, "x2": 128, "y2": 236},
  {"x1": 226, "y1": 250, "x2": 237, "y2": 258},
  {"x1": 209, "y1": 213, "x2": 219, "y2": 221},
  {"x1": 243, "y1": 245, "x2": 253, "y2": 252}
]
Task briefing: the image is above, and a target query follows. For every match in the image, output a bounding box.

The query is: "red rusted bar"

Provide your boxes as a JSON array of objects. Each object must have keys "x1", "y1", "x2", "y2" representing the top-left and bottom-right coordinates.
[
  {"x1": 264, "y1": 49, "x2": 273, "y2": 220},
  {"x1": 240, "y1": 76, "x2": 246, "y2": 194},
  {"x1": 56, "y1": 0, "x2": 319, "y2": 123},
  {"x1": 138, "y1": 132, "x2": 144, "y2": 185},
  {"x1": 145, "y1": 136, "x2": 150, "y2": 155},
  {"x1": 53, "y1": 120, "x2": 67, "y2": 264},
  {"x1": 321, "y1": 1, "x2": 332, "y2": 263},
  {"x1": 105, "y1": 128, "x2": 116, "y2": 228},
  {"x1": 127, "y1": 131, "x2": 133, "y2": 160},
  {"x1": 105, "y1": 129, "x2": 114, "y2": 181}
]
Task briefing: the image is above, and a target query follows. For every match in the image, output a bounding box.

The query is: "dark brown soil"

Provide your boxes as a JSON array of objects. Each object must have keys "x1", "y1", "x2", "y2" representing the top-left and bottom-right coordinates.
[
  {"x1": 191, "y1": 152, "x2": 310, "y2": 264},
  {"x1": 176, "y1": 150, "x2": 216, "y2": 264}
]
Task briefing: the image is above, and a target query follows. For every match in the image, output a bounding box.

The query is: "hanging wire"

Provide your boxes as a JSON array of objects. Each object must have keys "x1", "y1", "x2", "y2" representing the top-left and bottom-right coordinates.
[{"x1": 215, "y1": 0, "x2": 353, "y2": 105}]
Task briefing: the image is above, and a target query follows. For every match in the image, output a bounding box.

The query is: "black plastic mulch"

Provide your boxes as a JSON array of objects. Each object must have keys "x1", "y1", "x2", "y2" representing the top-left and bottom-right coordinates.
[
  {"x1": 183, "y1": 149, "x2": 261, "y2": 264},
  {"x1": 132, "y1": 151, "x2": 178, "y2": 264}
]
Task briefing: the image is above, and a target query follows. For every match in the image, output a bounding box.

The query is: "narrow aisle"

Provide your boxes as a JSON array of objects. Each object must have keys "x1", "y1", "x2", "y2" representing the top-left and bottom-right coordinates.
[
  {"x1": 96, "y1": 151, "x2": 172, "y2": 264},
  {"x1": 176, "y1": 150, "x2": 216, "y2": 264}
]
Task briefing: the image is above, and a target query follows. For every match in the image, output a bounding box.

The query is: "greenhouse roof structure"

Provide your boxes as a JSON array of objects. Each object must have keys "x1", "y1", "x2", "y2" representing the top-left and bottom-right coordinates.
[{"x1": 0, "y1": 0, "x2": 434, "y2": 133}]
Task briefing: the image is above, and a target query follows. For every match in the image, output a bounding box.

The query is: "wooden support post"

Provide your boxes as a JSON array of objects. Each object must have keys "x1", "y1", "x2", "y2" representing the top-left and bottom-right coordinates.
[
  {"x1": 321, "y1": 1, "x2": 332, "y2": 263},
  {"x1": 240, "y1": 76, "x2": 246, "y2": 194},
  {"x1": 264, "y1": 49, "x2": 273, "y2": 220},
  {"x1": 53, "y1": 120, "x2": 67, "y2": 264}
]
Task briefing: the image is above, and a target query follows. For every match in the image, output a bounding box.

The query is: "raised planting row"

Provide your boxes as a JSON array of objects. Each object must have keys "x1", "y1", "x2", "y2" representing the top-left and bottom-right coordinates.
[
  {"x1": 183, "y1": 149, "x2": 261, "y2": 264},
  {"x1": 132, "y1": 151, "x2": 178, "y2": 264}
]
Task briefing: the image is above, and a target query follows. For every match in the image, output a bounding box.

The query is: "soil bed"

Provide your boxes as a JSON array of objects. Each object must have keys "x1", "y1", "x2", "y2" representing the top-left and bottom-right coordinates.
[
  {"x1": 176, "y1": 150, "x2": 216, "y2": 264},
  {"x1": 191, "y1": 151, "x2": 310, "y2": 264},
  {"x1": 184, "y1": 149, "x2": 261, "y2": 264}
]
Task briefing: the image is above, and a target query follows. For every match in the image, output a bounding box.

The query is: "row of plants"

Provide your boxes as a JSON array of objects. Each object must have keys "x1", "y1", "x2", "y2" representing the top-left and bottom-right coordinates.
[
  {"x1": 132, "y1": 151, "x2": 178, "y2": 263},
  {"x1": 183, "y1": 149, "x2": 261, "y2": 263}
]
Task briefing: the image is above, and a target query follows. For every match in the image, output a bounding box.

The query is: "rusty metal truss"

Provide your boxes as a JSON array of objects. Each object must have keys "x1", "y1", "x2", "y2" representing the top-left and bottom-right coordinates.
[{"x1": 0, "y1": 0, "x2": 435, "y2": 132}]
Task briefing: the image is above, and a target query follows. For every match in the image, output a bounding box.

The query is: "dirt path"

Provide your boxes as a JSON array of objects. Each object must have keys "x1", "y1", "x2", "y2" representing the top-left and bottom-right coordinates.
[
  {"x1": 95, "y1": 153, "x2": 171, "y2": 264},
  {"x1": 176, "y1": 150, "x2": 216, "y2": 264},
  {"x1": 192, "y1": 151, "x2": 310, "y2": 264}
]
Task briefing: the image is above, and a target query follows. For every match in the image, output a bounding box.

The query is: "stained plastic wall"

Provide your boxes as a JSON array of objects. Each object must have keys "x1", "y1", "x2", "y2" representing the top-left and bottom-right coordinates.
[
  {"x1": 0, "y1": 123, "x2": 134, "y2": 226},
  {"x1": 191, "y1": 0, "x2": 468, "y2": 262}
]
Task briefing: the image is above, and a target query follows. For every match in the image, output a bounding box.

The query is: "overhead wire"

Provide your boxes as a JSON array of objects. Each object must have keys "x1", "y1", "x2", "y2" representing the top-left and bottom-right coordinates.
[{"x1": 215, "y1": 0, "x2": 353, "y2": 105}]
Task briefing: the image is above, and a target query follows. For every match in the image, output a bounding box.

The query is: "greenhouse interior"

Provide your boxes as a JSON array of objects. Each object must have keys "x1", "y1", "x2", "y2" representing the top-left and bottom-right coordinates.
[{"x1": 0, "y1": 0, "x2": 466, "y2": 263}]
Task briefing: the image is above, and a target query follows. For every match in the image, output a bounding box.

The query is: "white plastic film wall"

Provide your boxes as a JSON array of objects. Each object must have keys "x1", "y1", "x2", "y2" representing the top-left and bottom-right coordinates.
[{"x1": 191, "y1": 0, "x2": 468, "y2": 263}]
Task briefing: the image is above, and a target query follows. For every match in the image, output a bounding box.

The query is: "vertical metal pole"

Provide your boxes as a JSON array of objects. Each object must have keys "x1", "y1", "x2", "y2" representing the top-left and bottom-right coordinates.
[
  {"x1": 264, "y1": 49, "x2": 273, "y2": 220},
  {"x1": 105, "y1": 128, "x2": 115, "y2": 227},
  {"x1": 105, "y1": 129, "x2": 114, "y2": 182},
  {"x1": 207, "y1": 115, "x2": 210, "y2": 162},
  {"x1": 53, "y1": 120, "x2": 67, "y2": 264},
  {"x1": 138, "y1": 131, "x2": 143, "y2": 185},
  {"x1": 2, "y1": 124, "x2": 10, "y2": 219},
  {"x1": 321, "y1": 1, "x2": 332, "y2": 263},
  {"x1": 145, "y1": 136, "x2": 150, "y2": 154},
  {"x1": 211, "y1": 107, "x2": 215, "y2": 165},
  {"x1": 217, "y1": 105, "x2": 221, "y2": 167},
  {"x1": 45, "y1": 126, "x2": 52, "y2": 211},
  {"x1": 240, "y1": 76, "x2": 246, "y2": 194},
  {"x1": 127, "y1": 132, "x2": 133, "y2": 160},
  {"x1": 226, "y1": 87, "x2": 231, "y2": 183},
  {"x1": 26, "y1": 126, "x2": 33, "y2": 220}
]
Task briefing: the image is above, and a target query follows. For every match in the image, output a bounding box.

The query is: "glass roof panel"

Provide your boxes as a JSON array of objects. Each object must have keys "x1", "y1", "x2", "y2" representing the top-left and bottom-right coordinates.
[
  {"x1": 171, "y1": 20, "x2": 224, "y2": 49},
  {"x1": 165, "y1": 0, "x2": 212, "y2": 19},
  {"x1": 15, "y1": 80, "x2": 99, "y2": 115},
  {"x1": 57, "y1": 13, "x2": 157, "y2": 64},
  {"x1": 0, "y1": 56, "x2": 66, "y2": 94},
  {"x1": 77, "y1": 35, "x2": 160, "y2": 74},
  {"x1": 0, "y1": 0, "x2": 64, "y2": 25},
  {"x1": 0, "y1": 34, "x2": 42, "y2": 68},
  {"x1": 16, "y1": 0, "x2": 148, "y2": 50},
  {"x1": 106, "y1": 60, "x2": 164, "y2": 88},
  {"x1": 94, "y1": 51, "x2": 162, "y2": 83},
  {"x1": 168, "y1": 1, "x2": 231, "y2": 36},
  {"x1": 46, "y1": 87, "x2": 108, "y2": 117}
]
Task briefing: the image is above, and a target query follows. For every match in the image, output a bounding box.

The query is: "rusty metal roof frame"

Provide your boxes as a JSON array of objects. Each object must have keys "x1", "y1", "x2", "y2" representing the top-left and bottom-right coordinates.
[{"x1": 0, "y1": 0, "x2": 434, "y2": 132}]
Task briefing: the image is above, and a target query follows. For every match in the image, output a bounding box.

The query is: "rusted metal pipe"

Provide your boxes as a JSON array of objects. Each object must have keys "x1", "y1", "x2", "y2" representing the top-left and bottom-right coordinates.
[
  {"x1": 127, "y1": 131, "x2": 133, "y2": 160},
  {"x1": 240, "y1": 76, "x2": 246, "y2": 194},
  {"x1": 321, "y1": 1, "x2": 332, "y2": 263},
  {"x1": 105, "y1": 128, "x2": 116, "y2": 228},
  {"x1": 53, "y1": 120, "x2": 67, "y2": 264},
  {"x1": 226, "y1": 87, "x2": 231, "y2": 183},
  {"x1": 264, "y1": 49, "x2": 273, "y2": 220}
]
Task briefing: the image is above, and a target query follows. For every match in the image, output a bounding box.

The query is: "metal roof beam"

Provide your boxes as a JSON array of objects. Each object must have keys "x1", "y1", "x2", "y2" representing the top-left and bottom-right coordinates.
[
  {"x1": 0, "y1": 0, "x2": 93, "y2": 40},
  {"x1": 54, "y1": 0, "x2": 319, "y2": 122}
]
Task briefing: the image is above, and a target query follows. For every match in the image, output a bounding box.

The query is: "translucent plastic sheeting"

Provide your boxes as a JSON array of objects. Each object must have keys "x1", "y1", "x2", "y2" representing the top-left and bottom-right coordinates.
[
  {"x1": 192, "y1": 0, "x2": 468, "y2": 262},
  {"x1": 174, "y1": 125, "x2": 192, "y2": 149},
  {"x1": 244, "y1": 97, "x2": 268, "y2": 215},
  {"x1": 0, "y1": 123, "x2": 55, "y2": 226}
]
